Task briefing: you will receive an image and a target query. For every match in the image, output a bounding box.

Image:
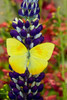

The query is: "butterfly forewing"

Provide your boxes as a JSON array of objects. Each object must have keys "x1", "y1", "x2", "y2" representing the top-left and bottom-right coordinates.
[
  {"x1": 30, "y1": 43, "x2": 55, "y2": 60},
  {"x1": 7, "y1": 38, "x2": 28, "y2": 56}
]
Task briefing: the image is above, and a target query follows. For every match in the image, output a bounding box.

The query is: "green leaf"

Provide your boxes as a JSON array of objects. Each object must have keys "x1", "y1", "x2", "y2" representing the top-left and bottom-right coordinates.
[
  {"x1": 48, "y1": 89, "x2": 59, "y2": 96},
  {"x1": 0, "y1": 84, "x2": 10, "y2": 99}
]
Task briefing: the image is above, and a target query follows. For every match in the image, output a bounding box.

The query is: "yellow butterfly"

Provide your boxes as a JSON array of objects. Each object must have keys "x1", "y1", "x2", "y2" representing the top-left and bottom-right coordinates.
[{"x1": 6, "y1": 38, "x2": 55, "y2": 75}]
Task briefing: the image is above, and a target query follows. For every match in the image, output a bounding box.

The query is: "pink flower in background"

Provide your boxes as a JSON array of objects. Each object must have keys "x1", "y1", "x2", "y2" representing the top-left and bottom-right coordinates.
[
  {"x1": 0, "y1": 80, "x2": 4, "y2": 88},
  {"x1": 43, "y1": 72, "x2": 63, "y2": 98},
  {"x1": 47, "y1": 95, "x2": 57, "y2": 100},
  {"x1": 0, "y1": 38, "x2": 4, "y2": 44},
  {"x1": 13, "y1": 0, "x2": 23, "y2": 3},
  {"x1": 45, "y1": 1, "x2": 56, "y2": 13},
  {"x1": 0, "y1": 80, "x2": 9, "y2": 89},
  {"x1": 0, "y1": 45, "x2": 8, "y2": 62},
  {"x1": 43, "y1": 33, "x2": 52, "y2": 42},
  {"x1": 2, "y1": 69, "x2": 10, "y2": 75},
  {"x1": 16, "y1": 0, "x2": 22, "y2": 3},
  {"x1": 42, "y1": 1, "x2": 48, "y2": 9},
  {"x1": 57, "y1": 72, "x2": 64, "y2": 82},
  {"x1": 47, "y1": 13, "x2": 52, "y2": 19},
  {"x1": 43, "y1": 93, "x2": 57, "y2": 100},
  {"x1": 0, "y1": 22, "x2": 8, "y2": 28}
]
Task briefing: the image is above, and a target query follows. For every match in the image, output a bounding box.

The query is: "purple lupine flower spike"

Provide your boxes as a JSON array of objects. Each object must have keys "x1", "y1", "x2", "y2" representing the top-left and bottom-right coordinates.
[{"x1": 8, "y1": 0, "x2": 45, "y2": 100}]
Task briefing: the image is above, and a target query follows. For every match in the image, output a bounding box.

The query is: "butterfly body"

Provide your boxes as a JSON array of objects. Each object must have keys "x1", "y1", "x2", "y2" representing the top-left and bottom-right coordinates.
[
  {"x1": 27, "y1": 51, "x2": 30, "y2": 59},
  {"x1": 7, "y1": 38, "x2": 55, "y2": 75}
]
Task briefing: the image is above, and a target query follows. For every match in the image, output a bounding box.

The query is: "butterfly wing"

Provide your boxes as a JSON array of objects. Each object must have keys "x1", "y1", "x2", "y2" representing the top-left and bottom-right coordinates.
[
  {"x1": 6, "y1": 38, "x2": 28, "y2": 73},
  {"x1": 9, "y1": 55, "x2": 28, "y2": 74},
  {"x1": 30, "y1": 43, "x2": 55, "y2": 60},
  {"x1": 28, "y1": 56, "x2": 48, "y2": 75},
  {"x1": 28, "y1": 43, "x2": 55, "y2": 75},
  {"x1": 6, "y1": 38, "x2": 27, "y2": 56}
]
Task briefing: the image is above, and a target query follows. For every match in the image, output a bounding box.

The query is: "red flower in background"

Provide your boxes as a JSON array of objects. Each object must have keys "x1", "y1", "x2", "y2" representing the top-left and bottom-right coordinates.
[
  {"x1": 14, "y1": 0, "x2": 22, "y2": 3},
  {"x1": 42, "y1": 0, "x2": 56, "y2": 19},
  {"x1": 0, "y1": 22, "x2": 8, "y2": 28},
  {"x1": 45, "y1": 2, "x2": 56, "y2": 13},
  {"x1": 47, "y1": 95, "x2": 57, "y2": 100},
  {"x1": 11, "y1": 0, "x2": 23, "y2": 3},
  {"x1": 0, "y1": 38, "x2": 4, "y2": 44},
  {"x1": 43, "y1": 33, "x2": 52, "y2": 42},
  {"x1": 42, "y1": 1, "x2": 48, "y2": 9},
  {"x1": 43, "y1": 72, "x2": 63, "y2": 98},
  {"x1": 2, "y1": 69, "x2": 10, "y2": 75}
]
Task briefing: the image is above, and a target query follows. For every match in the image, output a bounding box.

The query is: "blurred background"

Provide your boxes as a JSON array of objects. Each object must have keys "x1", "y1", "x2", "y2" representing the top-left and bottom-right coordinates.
[{"x1": 0, "y1": 0, "x2": 67, "y2": 100}]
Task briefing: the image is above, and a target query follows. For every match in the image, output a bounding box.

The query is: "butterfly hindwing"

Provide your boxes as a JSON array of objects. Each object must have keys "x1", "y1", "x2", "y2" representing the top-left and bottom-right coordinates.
[
  {"x1": 9, "y1": 54, "x2": 28, "y2": 74},
  {"x1": 28, "y1": 56, "x2": 48, "y2": 75}
]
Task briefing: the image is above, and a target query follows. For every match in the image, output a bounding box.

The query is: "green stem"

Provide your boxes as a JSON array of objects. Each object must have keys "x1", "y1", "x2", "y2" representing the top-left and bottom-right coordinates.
[
  {"x1": 60, "y1": 31, "x2": 66, "y2": 100},
  {"x1": 60, "y1": 31, "x2": 65, "y2": 78},
  {"x1": 57, "y1": 7, "x2": 66, "y2": 100},
  {"x1": 57, "y1": 7, "x2": 65, "y2": 77}
]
